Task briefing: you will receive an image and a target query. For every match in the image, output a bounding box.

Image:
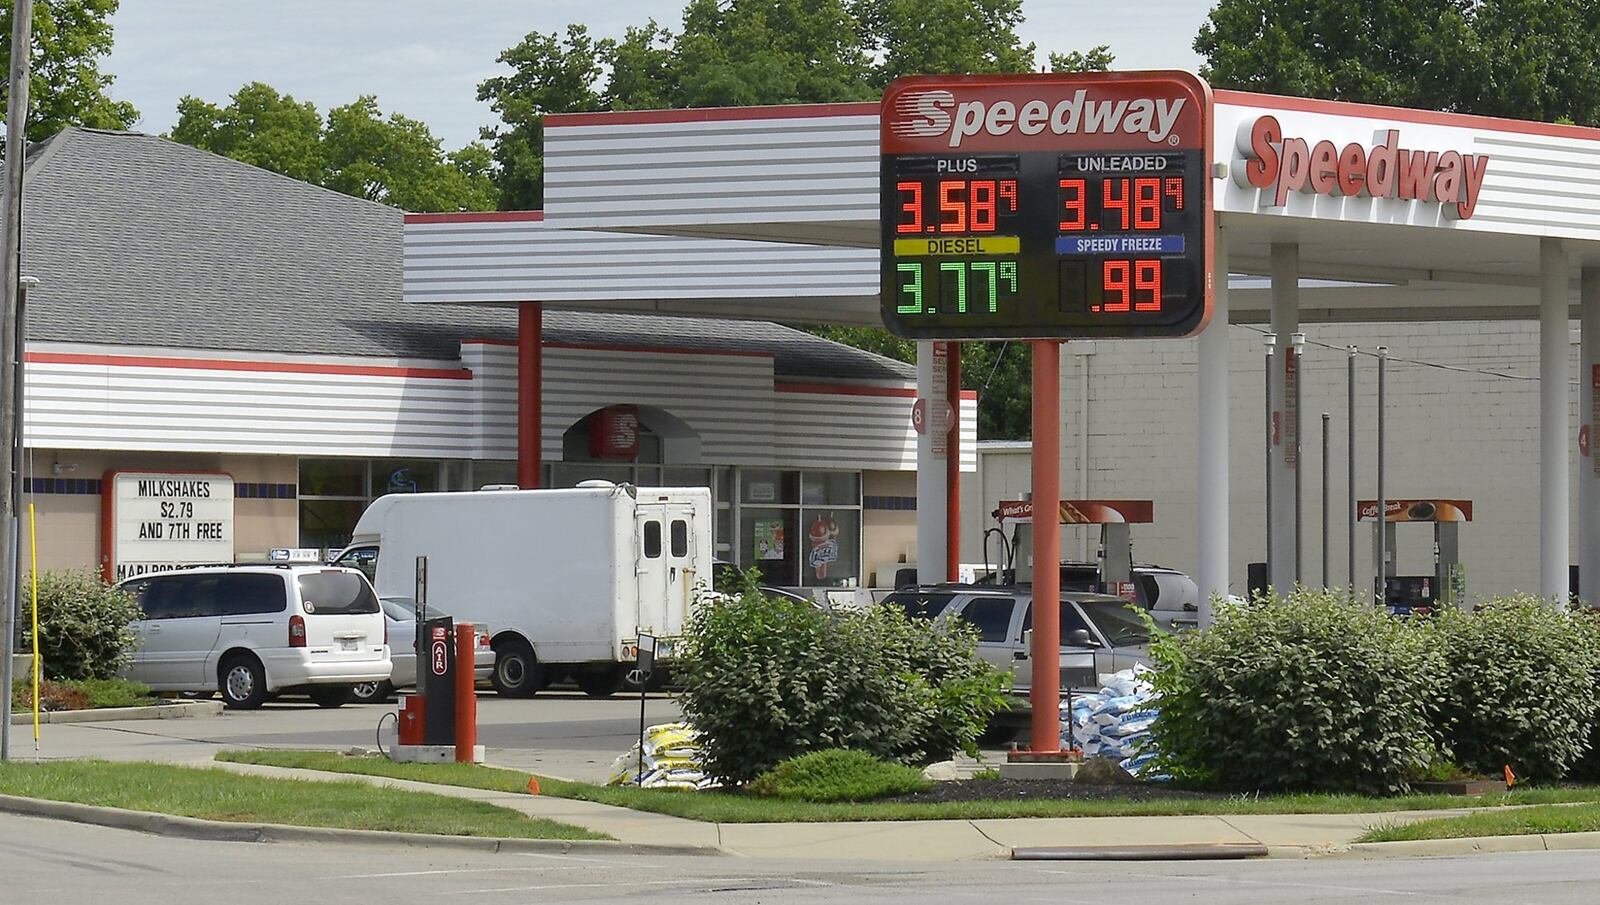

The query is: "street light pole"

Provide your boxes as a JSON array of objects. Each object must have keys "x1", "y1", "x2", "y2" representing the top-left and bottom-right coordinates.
[{"x1": 0, "y1": 0, "x2": 34, "y2": 763}]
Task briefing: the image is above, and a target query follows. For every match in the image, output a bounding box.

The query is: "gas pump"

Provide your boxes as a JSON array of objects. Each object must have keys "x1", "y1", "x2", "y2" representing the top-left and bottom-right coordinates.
[
  {"x1": 992, "y1": 499, "x2": 1154, "y2": 602},
  {"x1": 1356, "y1": 498, "x2": 1471, "y2": 616}
]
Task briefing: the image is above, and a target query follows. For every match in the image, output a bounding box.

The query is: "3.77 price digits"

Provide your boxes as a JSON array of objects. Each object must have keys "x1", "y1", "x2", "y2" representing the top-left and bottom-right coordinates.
[
  {"x1": 897, "y1": 260, "x2": 1019, "y2": 315},
  {"x1": 897, "y1": 179, "x2": 1019, "y2": 234}
]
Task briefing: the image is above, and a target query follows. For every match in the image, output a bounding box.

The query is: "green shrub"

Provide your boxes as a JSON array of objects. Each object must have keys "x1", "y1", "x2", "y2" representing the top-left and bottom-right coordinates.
[
  {"x1": 19, "y1": 570, "x2": 142, "y2": 680},
  {"x1": 747, "y1": 749, "x2": 933, "y2": 802},
  {"x1": 675, "y1": 577, "x2": 1010, "y2": 785},
  {"x1": 12, "y1": 677, "x2": 154, "y2": 711},
  {"x1": 1433, "y1": 597, "x2": 1599, "y2": 783},
  {"x1": 1571, "y1": 609, "x2": 1600, "y2": 782},
  {"x1": 1148, "y1": 586, "x2": 1441, "y2": 794}
]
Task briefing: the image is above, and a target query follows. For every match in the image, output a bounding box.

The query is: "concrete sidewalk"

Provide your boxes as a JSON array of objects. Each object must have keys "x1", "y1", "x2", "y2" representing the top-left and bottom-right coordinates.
[{"x1": 203, "y1": 760, "x2": 1475, "y2": 861}]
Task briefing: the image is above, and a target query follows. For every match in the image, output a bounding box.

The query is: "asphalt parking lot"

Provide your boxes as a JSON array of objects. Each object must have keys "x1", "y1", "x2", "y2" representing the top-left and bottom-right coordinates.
[{"x1": 23, "y1": 690, "x2": 682, "y2": 783}]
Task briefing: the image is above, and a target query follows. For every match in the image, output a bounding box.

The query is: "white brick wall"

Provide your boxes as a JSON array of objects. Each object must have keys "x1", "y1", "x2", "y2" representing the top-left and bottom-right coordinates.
[{"x1": 972, "y1": 320, "x2": 1580, "y2": 601}]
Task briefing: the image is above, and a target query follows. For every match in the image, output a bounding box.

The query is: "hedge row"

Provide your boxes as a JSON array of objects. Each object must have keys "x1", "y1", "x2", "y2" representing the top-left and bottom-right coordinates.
[{"x1": 1148, "y1": 589, "x2": 1600, "y2": 793}]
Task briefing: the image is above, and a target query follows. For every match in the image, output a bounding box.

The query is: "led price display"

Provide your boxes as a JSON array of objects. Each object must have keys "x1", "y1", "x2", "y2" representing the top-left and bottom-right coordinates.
[{"x1": 880, "y1": 72, "x2": 1212, "y2": 340}]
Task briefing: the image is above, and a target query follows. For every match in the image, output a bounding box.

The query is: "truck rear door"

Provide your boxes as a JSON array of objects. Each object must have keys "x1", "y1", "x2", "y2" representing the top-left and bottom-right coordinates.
[{"x1": 635, "y1": 500, "x2": 697, "y2": 640}]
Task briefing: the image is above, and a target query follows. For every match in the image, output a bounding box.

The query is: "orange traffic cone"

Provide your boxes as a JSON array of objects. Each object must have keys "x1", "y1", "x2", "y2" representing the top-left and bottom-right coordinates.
[
  {"x1": 527, "y1": 776, "x2": 541, "y2": 796},
  {"x1": 1503, "y1": 765, "x2": 1516, "y2": 789}
]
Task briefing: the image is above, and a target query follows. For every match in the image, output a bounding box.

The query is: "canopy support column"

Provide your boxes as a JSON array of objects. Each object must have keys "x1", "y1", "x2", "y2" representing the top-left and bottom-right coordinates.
[
  {"x1": 1197, "y1": 227, "x2": 1230, "y2": 624},
  {"x1": 1541, "y1": 239, "x2": 1570, "y2": 604}
]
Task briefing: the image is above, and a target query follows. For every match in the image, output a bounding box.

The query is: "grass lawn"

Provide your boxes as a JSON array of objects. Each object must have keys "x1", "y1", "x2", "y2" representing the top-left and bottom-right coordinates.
[
  {"x1": 1358, "y1": 803, "x2": 1600, "y2": 843},
  {"x1": 0, "y1": 759, "x2": 607, "y2": 840},
  {"x1": 217, "y1": 749, "x2": 1600, "y2": 824}
]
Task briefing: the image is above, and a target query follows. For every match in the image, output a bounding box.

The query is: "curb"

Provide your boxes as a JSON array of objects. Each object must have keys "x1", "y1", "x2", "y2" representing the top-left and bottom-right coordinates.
[
  {"x1": 0, "y1": 794, "x2": 724, "y2": 857},
  {"x1": 9, "y1": 700, "x2": 223, "y2": 725},
  {"x1": 1341, "y1": 831, "x2": 1600, "y2": 858},
  {"x1": 1013, "y1": 842, "x2": 1270, "y2": 861}
]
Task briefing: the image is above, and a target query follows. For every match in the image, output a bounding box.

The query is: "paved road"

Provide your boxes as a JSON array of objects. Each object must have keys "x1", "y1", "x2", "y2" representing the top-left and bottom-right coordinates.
[
  {"x1": 23, "y1": 691, "x2": 683, "y2": 782},
  {"x1": 6, "y1": 812, "x2": 1600, "y2": 904}
]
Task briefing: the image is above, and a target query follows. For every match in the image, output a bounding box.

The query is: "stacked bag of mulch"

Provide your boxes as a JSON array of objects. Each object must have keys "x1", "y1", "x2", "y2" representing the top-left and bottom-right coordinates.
[
  {"x1": 605, "y1": 722, "x2": 722, "y2": 790},
  {"x1": 1060, "y1": 666, "x2": 1163, "y2": 778}
]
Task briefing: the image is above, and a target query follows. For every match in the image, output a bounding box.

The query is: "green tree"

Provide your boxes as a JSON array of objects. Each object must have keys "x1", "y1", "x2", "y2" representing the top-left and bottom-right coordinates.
[
  {"x1": 2, "y1": 0, "x2": 138, "y2": 140},
  {"x1": 170, "y1": 85, "x2": 495, "y2": 212},
  {"x1": 476, "y1": 24, "x2": 609, "y2": 210},
  {"x1": 323, "y1": 96, "x2": 497, "y2": 212},
  {"x1": 170, "y1": 83, "x2": 323, "y2": 185},
  {"x1": 1049, "y1": 45, "x2": 1115, "y2": 73},
  {"x1": 860, "y1": 0, "x2": 1037, "y2": 86},
  {"x1": 1195, "y1": 0, "x2": 1600, "y2": 125}
]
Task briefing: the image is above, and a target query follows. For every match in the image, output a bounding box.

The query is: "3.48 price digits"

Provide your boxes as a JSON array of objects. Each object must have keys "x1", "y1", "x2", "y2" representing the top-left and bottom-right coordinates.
[
  {"x1": 1058, "y1": 176, "x2": 1184, "y2": 232},
  {"x1": 897, "y1": 179, "x2": 1019, "y2": 234},
  {"x1": 896, "y1": 260, "x2": 1018, "y2": 314}
]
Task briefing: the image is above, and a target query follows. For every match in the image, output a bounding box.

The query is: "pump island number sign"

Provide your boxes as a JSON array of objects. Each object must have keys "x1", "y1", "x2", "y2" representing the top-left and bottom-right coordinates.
[{"x1": 880, "y1": 72, "x2": 1213, "y2": 339}]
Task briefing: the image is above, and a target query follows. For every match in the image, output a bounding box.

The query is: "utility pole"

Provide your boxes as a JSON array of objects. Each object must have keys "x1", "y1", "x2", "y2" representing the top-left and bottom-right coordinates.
[{"x1": 0, "y1": 0, "x2": 33, "y2": 761}]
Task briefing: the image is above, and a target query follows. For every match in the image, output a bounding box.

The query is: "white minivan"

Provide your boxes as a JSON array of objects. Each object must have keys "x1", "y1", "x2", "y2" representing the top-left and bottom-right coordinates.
[{"x1": 117, "y1": 564, "x2": 391, "y2": 709}]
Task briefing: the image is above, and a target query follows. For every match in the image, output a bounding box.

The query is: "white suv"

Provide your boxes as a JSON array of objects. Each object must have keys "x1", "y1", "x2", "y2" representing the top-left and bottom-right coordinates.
[{"x1": 117, "y1": 565, "x2": 392, "y2": 709}]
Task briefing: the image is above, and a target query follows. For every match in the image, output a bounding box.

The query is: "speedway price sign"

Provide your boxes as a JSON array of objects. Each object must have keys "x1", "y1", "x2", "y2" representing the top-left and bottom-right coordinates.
[{"x1": 880, "y1": 72, "x2": 1214, "y2": 339}]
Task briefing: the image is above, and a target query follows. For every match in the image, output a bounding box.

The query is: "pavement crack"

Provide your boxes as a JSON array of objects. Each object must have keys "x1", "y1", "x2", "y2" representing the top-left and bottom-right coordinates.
[
  {"x1": 1213, "y1": 815, "x2": 1260, "y2": 845},
  {"x1": 968, "y1": 819, "x2": 1007, "y2": 853}
]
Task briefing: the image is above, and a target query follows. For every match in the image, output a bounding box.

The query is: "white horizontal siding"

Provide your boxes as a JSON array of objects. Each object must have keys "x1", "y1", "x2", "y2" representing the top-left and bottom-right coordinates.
[
  {"x1": 773, "y1": 388, "x2": 977, "y2": 471},
  {"x1": 403, "y1": 217, "x2": 876, "y2": 305},
  {"x1": 24, "y1": 352, "x2": 478, "y2": 457},
  {"x1": 543, "y1": 113, "x2": 879, "y2": 231}
]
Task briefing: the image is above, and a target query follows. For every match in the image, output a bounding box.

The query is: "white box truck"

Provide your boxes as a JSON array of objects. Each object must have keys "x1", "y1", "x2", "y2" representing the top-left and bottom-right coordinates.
[{"x1": 336, "y1": 482, "x2": 712, "y2": 698}]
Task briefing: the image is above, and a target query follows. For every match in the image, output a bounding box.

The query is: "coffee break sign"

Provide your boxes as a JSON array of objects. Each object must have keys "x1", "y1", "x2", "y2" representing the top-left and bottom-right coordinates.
[{"x1": 102, "y1": 472, "x2": 235, "y2": 582}]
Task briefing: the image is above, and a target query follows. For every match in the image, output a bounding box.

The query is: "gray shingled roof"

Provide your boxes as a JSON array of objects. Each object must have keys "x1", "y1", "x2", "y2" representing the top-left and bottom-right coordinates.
[{"x1": 20, "y1": 128, "x2": 912, "y2": 382}]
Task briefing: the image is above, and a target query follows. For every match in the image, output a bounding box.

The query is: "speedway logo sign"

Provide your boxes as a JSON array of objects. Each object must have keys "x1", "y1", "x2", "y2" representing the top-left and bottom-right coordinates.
[
  {"x1": 881, "y1": 72, "x2": 1209, "y2": 155},
  {"x1": 1235, "y1": 114, "x2": 1490, "y2": 219}
]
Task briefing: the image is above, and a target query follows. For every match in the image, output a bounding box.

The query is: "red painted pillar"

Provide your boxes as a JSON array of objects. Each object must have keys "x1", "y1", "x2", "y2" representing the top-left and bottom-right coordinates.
[
  {"x1": 945, "y1": 342, "x2": 961, "y2": 583},
  {"x1": 454, "y1": 623, "x2": 478, "y2": 763},
  {"x1": 518, "y1": 302, "x2": 542, "y2": 488},
  {"x1": 1030, "y1": 340, "x2": 1061, "y2": 753}
]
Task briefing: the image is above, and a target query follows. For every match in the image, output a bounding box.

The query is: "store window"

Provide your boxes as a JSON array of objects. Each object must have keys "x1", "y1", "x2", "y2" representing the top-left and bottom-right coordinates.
[
  {"x1": 299, "y1": 458, "x2": 466, "y2": 552},
  {"x1": 732, "y1": 470, "x2": 862, "y2": 589}
]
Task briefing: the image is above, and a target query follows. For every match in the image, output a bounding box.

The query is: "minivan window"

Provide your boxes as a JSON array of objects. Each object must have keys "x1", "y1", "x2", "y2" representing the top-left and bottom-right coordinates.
[
  {"x1": 883, "y1": 592, "x2": 955, "y2": 620},
  {"x1": 217, "y1": 573, "x2": 286, "y2": 616},
  {"x1": 955, "y1": 597, "x2": 1015, "y2": 642},
  {"x1": 297, "y1": 571, "x2": 379, "y2": 615},
  {"x1": 1080, "y1": 602, "x2": 1151, "y2": 647},
  {"x1": 140, "y1": 575, "x2": 222, "y2": 619}
]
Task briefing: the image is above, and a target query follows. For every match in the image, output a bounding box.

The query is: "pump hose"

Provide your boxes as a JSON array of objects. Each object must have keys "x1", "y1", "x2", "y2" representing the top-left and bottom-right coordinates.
[{"x1": 375, "y1": 711, "x2": 398, "y2": 758}]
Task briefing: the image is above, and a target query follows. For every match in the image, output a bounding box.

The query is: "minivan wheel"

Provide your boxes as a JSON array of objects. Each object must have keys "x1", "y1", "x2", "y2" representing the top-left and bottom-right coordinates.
[
  {"x1": 492, "y1": 637, "x2": 544, "y2": 698},
  {"x1": 219, "y1": 655, "x2": 268, "y2": 710},
  {"x1": 350, "y1": 680, "x2": 393, "y2": 703},
  {"x1": 309, "y1": 685, "x2": 354, "y2": 708}
]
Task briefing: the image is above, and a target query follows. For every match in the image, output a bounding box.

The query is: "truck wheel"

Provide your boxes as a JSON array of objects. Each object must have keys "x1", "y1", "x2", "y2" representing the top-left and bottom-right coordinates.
[
  {"x1": 575, "y1": 666, "x2": 625, "y2": 699},
  {"x1": 492, "y1": 637, "x2": 544, "y2": 698}
]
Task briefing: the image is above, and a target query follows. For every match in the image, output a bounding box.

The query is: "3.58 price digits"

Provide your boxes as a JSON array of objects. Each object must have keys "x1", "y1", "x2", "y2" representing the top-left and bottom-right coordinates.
[
  {"x1": 1058, "y1": 176, "x2": 1184, "y2": 232},
  {"x1": 897, "y1": 179, "x2": 1019, "y2": 234},
  {"x1": 896, "y1": 260, "x2": 1018, "y2": 314}
]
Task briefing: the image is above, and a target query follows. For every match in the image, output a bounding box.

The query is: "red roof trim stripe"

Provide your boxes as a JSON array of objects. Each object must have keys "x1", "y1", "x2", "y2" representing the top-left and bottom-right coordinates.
[
  {"x1": 27, "y1": 351, "x2": 473, "y2": 380},
  {"x1": 404, "y1": 211, "x2": 544, "y2": 224},
  {"x1": 1215, "y1": 89, "x2": 1600, "y2": 141},
  {"x1": 778, "y1": 382, "x2": 977, "y2": 401},
  {"x1": 547, "y1": 102, "x2": 880, "y2": 128}
]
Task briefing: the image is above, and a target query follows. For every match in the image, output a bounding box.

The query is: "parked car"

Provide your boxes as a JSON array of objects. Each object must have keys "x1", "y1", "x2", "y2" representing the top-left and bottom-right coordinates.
[
  {"x1": 349, "y1": 598, "x2": 495, "y2": 703},
  {"x1": 976, "y1": 562, "x2": 1200, "y2": 631},
  {"x1": 880, "y1": 585, "x2": 1152, "y2": 696},
  {"x1": 117, "y1": 564, "x2": 391, "y2": 710}
]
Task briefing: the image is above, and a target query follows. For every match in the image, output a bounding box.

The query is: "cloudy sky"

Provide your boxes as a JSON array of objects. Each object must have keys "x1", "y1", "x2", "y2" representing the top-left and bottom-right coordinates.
[{"x1": 107, "y1": 1, "x2": 1209, "y2": 150}]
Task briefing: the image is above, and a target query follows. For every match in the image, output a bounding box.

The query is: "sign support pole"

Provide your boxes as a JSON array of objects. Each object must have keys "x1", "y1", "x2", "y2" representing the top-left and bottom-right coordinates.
[
  {"x1": 1581, "y1": 268, "x2": 1600, "y2": 606},
  {"x1": 1029, "y1": 340, "x2": 1061, "y2": 753},
  {"x1": 945, "y1": 342, "x2": 961, "y2": 582}
]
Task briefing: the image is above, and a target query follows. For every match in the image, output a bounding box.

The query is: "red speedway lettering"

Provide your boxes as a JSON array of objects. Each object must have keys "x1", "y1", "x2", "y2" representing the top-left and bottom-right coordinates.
[{"x1": 1236, "y1": 115, "x2": 1489, "y2": 219}]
